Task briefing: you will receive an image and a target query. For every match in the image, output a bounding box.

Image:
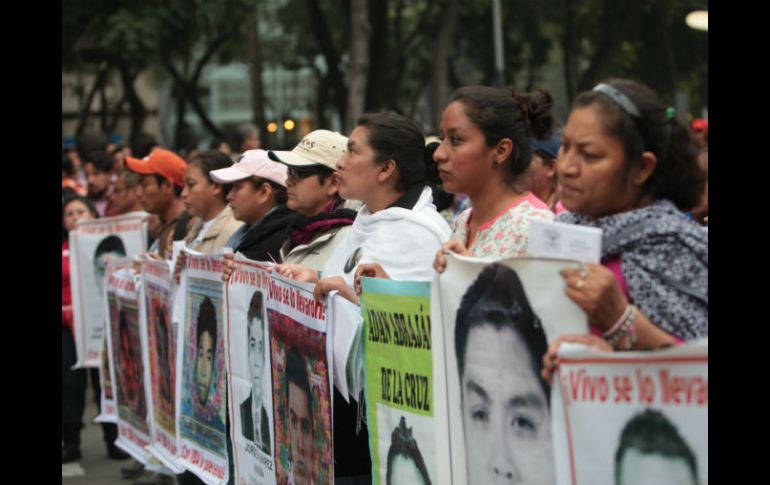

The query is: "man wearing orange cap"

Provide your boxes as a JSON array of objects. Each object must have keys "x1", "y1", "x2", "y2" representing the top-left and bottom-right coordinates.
[{"x1": 126, "y1": 148, "x2": 197, "y2": 260}]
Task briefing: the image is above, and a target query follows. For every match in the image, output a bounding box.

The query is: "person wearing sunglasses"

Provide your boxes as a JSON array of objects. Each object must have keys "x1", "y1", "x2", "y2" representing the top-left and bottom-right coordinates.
[{"x1": 268, "y1": 130, "x2": 357, "y2": 271}]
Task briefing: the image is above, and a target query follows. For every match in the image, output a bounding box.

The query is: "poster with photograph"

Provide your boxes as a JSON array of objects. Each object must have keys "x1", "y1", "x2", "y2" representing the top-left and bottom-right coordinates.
[
  {"x1": 360, "y1": 278, "x2": 435, "y2": 485},
  {"x1": 225, "y1": 257, "x2": 276, "y2": 485},
  {"x1": 70, "y1": 212, "x2": 148, "y2": 367},
  {"x1": 177, "y1": 250, "x2": 229, "y2": 484},
  {"x1": 552, "y1": 340, "x2": 708, "y2": 485},
  {"x1": 141, "y1": 257, "x2": 185, "y2": 473},
  {"x1": 105, "y1": 261, "x2": 151, "y2": 463},
  {"x1": 95, "y1": 336, "x2": 117, "y2": 423},
  {"x1": 267, "y1": 274, "x2": 333, "y2": 485},
  {"x1": 435, "y1": 253, "x2": 589, "y2": 485}
]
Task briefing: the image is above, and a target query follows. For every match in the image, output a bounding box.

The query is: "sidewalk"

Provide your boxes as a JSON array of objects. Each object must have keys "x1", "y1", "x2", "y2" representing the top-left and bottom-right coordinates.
[{"x1": 62, "y1": 384, "x2": 138, "y2": 484}]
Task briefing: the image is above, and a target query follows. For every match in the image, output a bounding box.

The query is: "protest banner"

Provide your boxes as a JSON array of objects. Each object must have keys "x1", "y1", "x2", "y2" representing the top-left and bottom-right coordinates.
[
  {"x1": 95, "y1": 336, "x2": 117, "y2": 423},
  {"x1": 360, "y1": 278, "x2": 435, "y2": 485},
  {"x1": 70, "y1": 212, "x2": 148, "y2": 367},
  {"x1": 267, "y1": 274, "x2": 333, "y2": 485},
  {"x1": 141, "y1": 257, "x2": 185, "y2": 473},
  {"x1": 177, "y1": 250, "x2": 229, "y2": 484},
  {"x1": 552, "y1": 341, "x2": 708, "y2": 485},
  {"x1": 225, "y1": 257, "x2": 276, "y2": 485},
  {"x1": 434, "y1": 253, "x2": 588, "y2": 485},
  {"x1": 105, "y1": 260, "x2": 151, "y2": 463}
]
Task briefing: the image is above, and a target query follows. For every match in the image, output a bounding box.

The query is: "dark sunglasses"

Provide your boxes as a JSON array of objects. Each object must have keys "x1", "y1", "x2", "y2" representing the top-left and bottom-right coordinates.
[{"x1": 287, "y1": 165, "x2": 332, "y2": 180}]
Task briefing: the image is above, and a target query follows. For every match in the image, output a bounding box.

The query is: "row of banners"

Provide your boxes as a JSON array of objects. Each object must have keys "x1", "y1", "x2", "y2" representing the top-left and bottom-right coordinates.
[{"x1": 70, "y1": 214, "x2": 708, "y2": 485}]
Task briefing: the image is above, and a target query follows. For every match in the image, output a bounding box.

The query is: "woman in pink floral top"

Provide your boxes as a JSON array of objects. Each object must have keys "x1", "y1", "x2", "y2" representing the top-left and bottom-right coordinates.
[{"x1": 432, "y1": 85, "x2": 558, "y2": 264}]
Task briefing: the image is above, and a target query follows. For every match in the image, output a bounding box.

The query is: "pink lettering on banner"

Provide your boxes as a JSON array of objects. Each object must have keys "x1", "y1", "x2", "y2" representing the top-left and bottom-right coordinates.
[
  {"x1": 191, "y1": 449, "x2": 201, "y2": 465},
  {"x1": 567, "y1": 368, "x2": 609, "y2": 403},
  {"x1": 181, "y1": 446, "x2": 191, "y2": 460},
  {"x1": 658, "y1": 370, "x2": 708, "y2": 406},
  {"x1": 106, "y1": 404, "x2": 115, "y2": 414}
]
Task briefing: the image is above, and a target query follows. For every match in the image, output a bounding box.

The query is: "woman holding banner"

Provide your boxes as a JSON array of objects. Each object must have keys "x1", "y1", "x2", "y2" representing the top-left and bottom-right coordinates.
[
  {"x1": 432, "y1": 85, "x2": 558, "y2": 265},
  {"x1": 553, "y1": 78, "x2": 707, "y2": 353},
  {"x1": 276, "y1": 112, "x2": 451, "y2": 303},
  {"x1": 62, "y1": 194, "x2": 128, "y2": 463},
  {"x1": 274, "y1": 112, "x2": 451, "y2": 483},
  {"x1": 180, "y1": 150, "x2": 243, "y2": 253}
]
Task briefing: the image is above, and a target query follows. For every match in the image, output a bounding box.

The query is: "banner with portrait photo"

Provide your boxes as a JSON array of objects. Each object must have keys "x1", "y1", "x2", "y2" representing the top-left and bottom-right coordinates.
[
  {"x1": 551, "y1": 340, "x2": 708, "y2": 485},
  {"x1": 360, "y1": 278, "x2": 435, "y2": 485},
  {"x1": 95, "y1": 333, "x2": 118, "y2": 423},
  {"x1": 267, "y1": 274, "x2": 333, "y2": 485},
  {"x1": 225, "y1": 256, "x2": 276, "y2": 485},
  {"x1": 434, "y1": 254, "x2": 589, "y2": 485},
  {"x1": 105, "y1": 261, "x2": 152, "y2": 463},
  {"x1": 70, "y1": 212, "x2": 148, "y2": 367},
  {"x1": 141, "y1": 257, "x2": 185, "y2": 473},
  {"x1": 177, "y1": 250, "x2": 229, "y2": 485}
]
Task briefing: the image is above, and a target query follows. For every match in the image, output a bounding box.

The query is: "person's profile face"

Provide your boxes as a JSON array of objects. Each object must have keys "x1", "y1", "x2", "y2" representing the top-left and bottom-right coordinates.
[
  {"x1": 460, "y1": 325, "x2": 553, "y2": 485},
  {"x1": 247, "y1": 315, "x2": 265, "y2": 396},
  {"x1": 389, "y1": 454, "x2": 427, "y2": 485},
  {"x1": 195, "y1": 330, "x2": 215, "y2": 405},
  {"x1": 288, "y1": 381, "x2": 313, "y2": 485},
  {"x1": 618, "y1": 449, "x2": 696, "y2": 485}
]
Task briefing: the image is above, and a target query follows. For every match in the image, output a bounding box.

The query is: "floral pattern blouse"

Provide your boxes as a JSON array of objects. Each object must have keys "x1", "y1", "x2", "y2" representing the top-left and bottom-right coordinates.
[{"x1": 451, "y1": 193, "x2": 554, "y2": 258}]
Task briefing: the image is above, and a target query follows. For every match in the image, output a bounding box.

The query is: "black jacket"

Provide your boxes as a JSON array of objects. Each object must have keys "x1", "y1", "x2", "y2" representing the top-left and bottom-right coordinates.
[{"x1": 234, "y1": 205, "x2": 295, "y2": 262}]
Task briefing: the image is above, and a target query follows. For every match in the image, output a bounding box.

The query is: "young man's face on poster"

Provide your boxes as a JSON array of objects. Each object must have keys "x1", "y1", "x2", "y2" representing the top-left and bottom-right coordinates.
[
  {"x1": 247, "y1": 314, "x2": 265, "y2": 398},
  {"x1": 196, "y1": 330, "x2": 215, "y2": 405},
  {"x1": 461, "y1": 324, "x2": 553, "y2": 485},
  {"x1": 288, "y1": 380, "x2": 314, "y2": 485},
  {"x1": 618, "y1": 449, "x2": 696, "y2": 485}
]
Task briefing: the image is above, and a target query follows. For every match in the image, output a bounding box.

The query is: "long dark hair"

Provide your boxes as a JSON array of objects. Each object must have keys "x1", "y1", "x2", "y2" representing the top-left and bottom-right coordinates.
[
  {"x1": 450, "y1": 85, "x2": 556, "y2": 187},
  {"x1": 357, "y1": 112, "x2": 440, "y2": 191}
]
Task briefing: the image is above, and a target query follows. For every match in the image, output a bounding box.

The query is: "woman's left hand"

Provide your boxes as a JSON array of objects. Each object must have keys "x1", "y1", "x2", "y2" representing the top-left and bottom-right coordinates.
[
  {"x1": 353, "y1": 263, "x2": 391, "y2": 295},
  {"x1": 561, "y1": 263, "x2": 628, "y2": 333},
  {"x1": 313, "y1": 276, "x2": 358, "y2": 304}
]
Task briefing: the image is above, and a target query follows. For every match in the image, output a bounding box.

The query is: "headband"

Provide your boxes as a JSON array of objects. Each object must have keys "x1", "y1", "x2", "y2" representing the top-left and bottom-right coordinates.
[{"x1": 593, "y1": 83, "x2": 640, "y2": 117}]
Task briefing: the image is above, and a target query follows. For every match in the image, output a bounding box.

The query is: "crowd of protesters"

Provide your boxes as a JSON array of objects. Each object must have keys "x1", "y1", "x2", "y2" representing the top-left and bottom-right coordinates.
[{"x1": 63, "y1": 79, "x2": 708, "y2": 484}]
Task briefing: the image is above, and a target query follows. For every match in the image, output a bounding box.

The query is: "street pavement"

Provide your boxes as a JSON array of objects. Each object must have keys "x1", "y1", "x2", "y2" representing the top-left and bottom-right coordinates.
[{"x1": 62, "y1": 384, "x2": 140, "y2": 484}]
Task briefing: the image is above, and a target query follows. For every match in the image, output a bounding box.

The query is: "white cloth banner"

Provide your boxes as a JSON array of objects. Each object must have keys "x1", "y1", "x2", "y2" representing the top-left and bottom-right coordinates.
[
  {"x1": 433, "y1": 254, "x2": 588, "y2": 485},
  {"x1": 266, "y1": 274, "x2": 334, "y2": 485},
  {"x1": 70, "y1": 212, "x2": 148, "y2": 367},
  {"x1": 552, "y1": 340, "x2": 708, "y2": 485},
  {"x1": 177, "y1": 250, "x2": 229, "y2": 485},
  {"x1": 141, "y1": 257, "x2": 186, "y2": 473},
  {"x1": 105, "y1": 261, "x2": 152, "y2": 463},
  {"x1": 225, "y1": 256, "x2": 277, "y2": 485}
]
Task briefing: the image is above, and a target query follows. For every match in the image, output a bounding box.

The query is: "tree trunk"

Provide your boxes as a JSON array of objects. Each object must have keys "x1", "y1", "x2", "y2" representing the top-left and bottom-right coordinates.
[
  {"x1": 430, "y1": 0, "x2": 458, "y2": 128},
  {"x1": 117, "y1": 62, "x2": 146, "y2": 153},
  {"x1": 365, "y1": 0, "x2": 388, "y2": 111},
  {"x1": 306, "y1": 0, "x2": 347, "y2": 125},
  {"x1": 577, "y1": 0, "x2": 645, "y2": 91},
  {"x1": 76, "y1": 62, "x2": 110, "y2": 137},
  {"x1": 562, "y1": 0, "x2": 578, "y2": 104},
  {"x1": 346, "y1": 0, "x2": 370, "y2": 133},
  {"x1": 246, "y1": 8, "x2": 269, "y2": 145}
]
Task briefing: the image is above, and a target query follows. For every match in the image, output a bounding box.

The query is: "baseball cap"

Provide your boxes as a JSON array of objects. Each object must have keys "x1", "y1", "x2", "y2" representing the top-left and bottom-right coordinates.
[
  {"x1": 209, "y1": 149, "x2": 288, "y2": 187},
  {"x1": 530, "y1": 131, "x2": 562, "y2": 160},
  {"x1": 268, "y1": 130, "x2": 347, "y2": 170},
  {"x1": 125, "y1": 148, "x2": 187, "y2": 187},
  {"x1": 691, "y1": 118, "x2": 708, "y2": 132}
]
